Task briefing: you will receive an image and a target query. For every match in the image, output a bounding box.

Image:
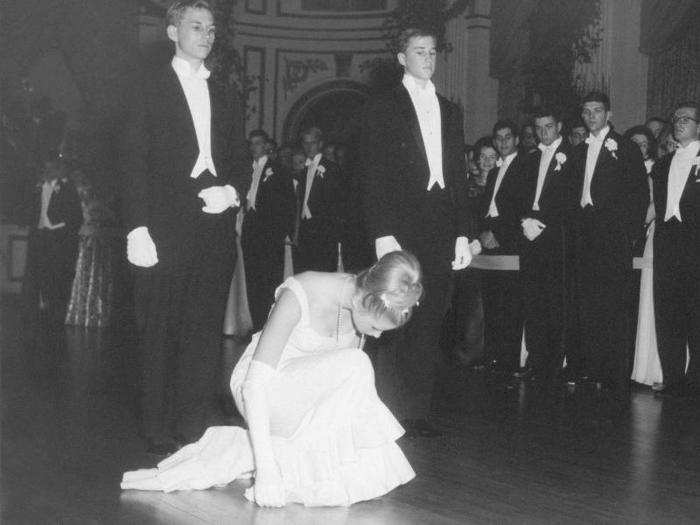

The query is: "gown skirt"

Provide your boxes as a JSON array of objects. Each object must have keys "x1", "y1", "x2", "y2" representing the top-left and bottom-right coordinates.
[
  {"x1": 631, "y1": 223, "x2": 663, "y2": 386},
  {"x1": 121, "y1": 277, "x2": 415, "y2": 506}
]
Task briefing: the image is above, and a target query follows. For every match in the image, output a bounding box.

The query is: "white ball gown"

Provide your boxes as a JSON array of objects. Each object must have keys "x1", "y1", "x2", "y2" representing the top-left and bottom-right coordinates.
[{"x1": 121, "y1": 276, "x2": 415, "y2": 506}]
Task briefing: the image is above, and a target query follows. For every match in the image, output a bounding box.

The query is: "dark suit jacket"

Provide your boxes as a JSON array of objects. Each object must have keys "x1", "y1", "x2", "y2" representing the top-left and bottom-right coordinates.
[
  {"x1": 28, "y1": 177, "x2": 83, "y2": 235},
  {"x1": 120, "y1": 63, "x2": 249, "y2": 265},
  {"x1": 480, "y1": 152, "x2": 528, "y2": 254},
  {"x1": 651, "y1": 148, "x2": 700, "y2": 253},
  {"x1": 296, "y1": 155, "x2": 343, "y2": 242},
  {"x1": 571, "y1": 129, "x2": 647, "y2": 247},
  {"x1": 242, "y1": 157, "x2": 296, "y2": 244},
  {"x1": 361, "y1": 84, "x2": 470, "y2": 251},
  {"x1": 521, "y1": 139, "x2": 576, "y2": 247}
]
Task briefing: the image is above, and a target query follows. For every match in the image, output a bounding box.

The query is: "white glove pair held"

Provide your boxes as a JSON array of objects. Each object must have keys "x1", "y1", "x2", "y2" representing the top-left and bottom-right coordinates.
[
  {"x1": 522, "y1": 218, "x2": 546, "y2": 241},
  {"x1": 375, "y1": 235, "x2": 480, "y2": 270},
  {"x1": 126, "y1": 185, "x2": 239, "y2": 267}
]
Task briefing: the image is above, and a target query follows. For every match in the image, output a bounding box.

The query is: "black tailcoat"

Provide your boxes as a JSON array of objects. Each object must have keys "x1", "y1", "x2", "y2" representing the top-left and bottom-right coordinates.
[
  {"x1": 569, "y1": 128, "x2": 647, "y2": 394},
  {"x1": 22, "y1": 177, "x2": 83, "y2": 327},
  {"x1": 651, "y1": 148, "x2": 700, "y2": 389},
  {"x1": 119, "y1": 63, "x2": 250, "y2": 442},
  {"x1": 520, "y1": 140, "x2": 576, "y2": 378},
  {"x1": 360, "y1": 82, "x2": 469, "y2": 419},
  {"x1": 242, "y1": 158, "x2": 296, "y2": 330},
  {"x1": 477, "y1": 152, "x2": 528, "y2": 373},
  {"x1": 294, "y1": 155, "x2": 343, "y2": 273}
]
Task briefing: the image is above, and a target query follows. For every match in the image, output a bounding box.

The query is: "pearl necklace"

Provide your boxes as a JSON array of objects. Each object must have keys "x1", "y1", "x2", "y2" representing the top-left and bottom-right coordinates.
[{"x1": 336, "y1": 275, "x2": 366, "y2": 349}]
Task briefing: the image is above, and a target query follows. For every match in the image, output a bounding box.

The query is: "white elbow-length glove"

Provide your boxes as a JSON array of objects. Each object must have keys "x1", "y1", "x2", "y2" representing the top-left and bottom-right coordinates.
[
  {"x1": 198, "y1": 185, "x2": 240, "y2": 214},
  {"x1": 127, "y1": 226, "x2": 159, "y2": 267},
  {"x1": 240, "y1": 360, "x2": 285, "y2": 507}
]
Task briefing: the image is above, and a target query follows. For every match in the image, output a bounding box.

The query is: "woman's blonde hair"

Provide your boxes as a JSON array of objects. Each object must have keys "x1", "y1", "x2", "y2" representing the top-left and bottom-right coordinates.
[{"x1": 354, "y1": 251, "x2": 423, "y2": 327}]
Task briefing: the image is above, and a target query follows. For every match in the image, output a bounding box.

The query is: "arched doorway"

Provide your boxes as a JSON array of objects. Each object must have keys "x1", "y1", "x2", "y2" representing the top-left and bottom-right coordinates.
[
  {"x1": 282, "y1": 80, "x2": 370, "y2": 147},
  {"x1": 282, "y1": 80, "x2": 373, "y2": 271}
]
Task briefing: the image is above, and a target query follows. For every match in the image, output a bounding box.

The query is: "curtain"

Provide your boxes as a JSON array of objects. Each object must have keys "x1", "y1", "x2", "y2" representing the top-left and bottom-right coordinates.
[
  {"x1": 645, "y1": 8, "x2": 700, "y2": 120},
  {"x1": 489, "y1": 0, "x2": 536, "y2": 79},
  {"x1": 639, "y1": 0, "x2": 697, "y2": 55}
]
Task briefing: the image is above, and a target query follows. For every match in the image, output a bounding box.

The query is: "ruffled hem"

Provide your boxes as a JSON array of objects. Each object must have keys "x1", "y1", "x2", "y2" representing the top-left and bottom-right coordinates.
[{"x1": 121, "y1": 411, "x2": 414, "y2": 506}]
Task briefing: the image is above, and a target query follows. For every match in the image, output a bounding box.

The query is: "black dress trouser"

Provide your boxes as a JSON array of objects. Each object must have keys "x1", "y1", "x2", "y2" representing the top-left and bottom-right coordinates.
[{"x1": 653, "y1": 218, "x2": 700, "y2": 389}]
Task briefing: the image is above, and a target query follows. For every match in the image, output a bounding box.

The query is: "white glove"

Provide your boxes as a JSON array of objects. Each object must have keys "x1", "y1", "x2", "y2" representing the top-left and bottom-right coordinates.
[
  {"x1": 375, "y1": 235, "x2": 402, "y2": 260},
  {"x1": 469, "y1": 239, "x2": 482, "y2": 256},
  {"x1": 241, "y1": 360, "x2": 285, "y2": 508},
  {"x1": 522, "y1": 218, "x2": 546, "y2": 241},
  {"x1": 451, "y1": 236, "x2": 473, "y2": 270},
  {"x1": 126, "y1": 226, "x2": 158, "y2": 267},
  {"x1": 198, "y1": 185, "x2": 239, "y2": 214}
]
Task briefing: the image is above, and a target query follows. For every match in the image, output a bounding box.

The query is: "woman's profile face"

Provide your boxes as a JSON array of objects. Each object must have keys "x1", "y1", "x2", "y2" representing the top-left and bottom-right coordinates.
[
  {"x1": 478, "y1": 146, "x2": 498, "y2": 174},
  {"x1": 630, "y1": 133, "x2": 650, "y2": 159},
  {"x1": 351, "y1": 303, "x2": 399, "y2": 339}
]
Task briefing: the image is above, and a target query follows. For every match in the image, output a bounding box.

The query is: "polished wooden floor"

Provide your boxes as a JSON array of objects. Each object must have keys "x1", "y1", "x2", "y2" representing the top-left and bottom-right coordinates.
[{"x1": 2, "y1": 296, "x2": 699, "y2": 524}]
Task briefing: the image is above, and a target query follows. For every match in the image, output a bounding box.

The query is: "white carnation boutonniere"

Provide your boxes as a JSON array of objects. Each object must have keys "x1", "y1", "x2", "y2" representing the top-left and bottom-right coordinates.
[
  {"x1": 554, "y1": 152, "x2": 567, "y2": 172},
  {"x1": 263, "y1": 167, "x2": 274, "y2": 182},
  {"x1": 315, "y1": 164, "x2": 326, "y2": 178},
  {"x1": 496, "y1": 159, "x2": 504, "y2": 168},
  {"x1": 604, "y1": 138, "x2": 618, "y2": 159}
]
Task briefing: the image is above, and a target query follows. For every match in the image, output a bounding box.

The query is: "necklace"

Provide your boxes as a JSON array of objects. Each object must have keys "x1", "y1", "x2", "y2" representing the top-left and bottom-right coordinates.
[
  {"x1": 336, "y1": 276, "x2": 348, "y2": 342},
  {"x1": 336, "y1": 276, "x2": 366, "y2": 349}
]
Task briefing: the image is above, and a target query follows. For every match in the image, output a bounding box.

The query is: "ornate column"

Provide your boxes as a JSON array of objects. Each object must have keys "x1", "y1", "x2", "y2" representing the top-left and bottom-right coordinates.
[
  {"x1": 433, "y1": 0, "x2": 498, "y2": 143},
  {"x1": 574, "y1": 0, "x2": 648, "y2": 130}
]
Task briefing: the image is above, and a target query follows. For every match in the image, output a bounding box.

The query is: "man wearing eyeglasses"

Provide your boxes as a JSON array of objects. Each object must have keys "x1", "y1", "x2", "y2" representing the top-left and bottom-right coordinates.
[
  {"x1": 568, "y1": 91, "x2": 647, "y2": 410},
  {"x1": 651, "y1": 102, "x2": 700, "y2": 399}
]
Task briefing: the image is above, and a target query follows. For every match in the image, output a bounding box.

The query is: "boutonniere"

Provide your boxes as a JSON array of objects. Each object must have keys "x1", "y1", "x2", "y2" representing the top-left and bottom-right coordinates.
[
  {"x1": 496, "y1": 159, "x2": 503, "y2": 168},
  {"x1": 554, "y1": 152, "x2": 567, "y2": 172},
  {"x1": 604, "y1": 138, "x2": 618, "y2": 159},
  {"x1": 263, "y1": 167, "x2": 273, "y2": 182},
  {"x1": 315, "y1": 165, "x2": 326, "y2": 178}
]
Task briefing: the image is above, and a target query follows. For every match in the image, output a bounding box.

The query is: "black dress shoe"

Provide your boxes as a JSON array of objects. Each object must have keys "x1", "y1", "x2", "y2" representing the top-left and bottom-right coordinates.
[
  {"x1": 401, "y1": 418, "x2": 444, "y2": 439},
  {"x1": 146, "y1": 439, "x2": 178, "y2": 456},
  {"x1": 513, "y1": 366, "x2": 534, "y2": 379},
  {"x1": 655, "y1": 383, "x2": 688, "y2": 398}
]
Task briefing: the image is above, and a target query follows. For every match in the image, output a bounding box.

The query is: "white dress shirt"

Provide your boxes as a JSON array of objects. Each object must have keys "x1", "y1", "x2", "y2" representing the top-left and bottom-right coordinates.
[
  {"x1": 487, "y1": 152, "x2": 517, "y2": 218},
  {"x1": 171, "y1": 56, "x2": 216, "y2": 179},
  {"x1": 302, "y1": 153, "x2": 322, "y2": 219},
  {"x1": 402, "y1": 74, "x2": 444, "y2": 190},
  {"x1": 580, "y1": 125, "x2": 610, "y2": 207},
  {"x1": 246, "y1": 155, "x2": 268, "y2": 211},
  {"x1": 37, "y1": 180, "x2": 57, "y2": 229},
  {"x1": 665, "y1": 140, "x2": 700, "y2": 222},
  {"x1": 533, "y1": 136, "x2": 562, "y2": 211}
]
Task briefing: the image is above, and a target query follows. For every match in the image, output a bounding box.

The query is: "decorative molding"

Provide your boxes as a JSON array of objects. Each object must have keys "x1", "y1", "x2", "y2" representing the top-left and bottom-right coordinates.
[
  {"x1": 235, "y1": 29, "x2": 388, "y2": 42},
  {"x1": 243, "y1": 46, "x2": 266, "y2": 131},
  {"x1": 276, "y1": 0, "x2": 390, "y2": 19},
  {"x1": 281, "y1": 57, "x2": 330, "y2": 97},
  {"x1": 245, "y1": 0, "x2": 267, "y2": 15},
  {"x1": 334, "y1": 53, "x2": 353, "y2": 78},
  {"x1": 357, "y1": 56, "x2": 391, "y2": 75},
  {"x1": 273, "y1": 48, "x2": 386, "y2": 138},
  {"x1": 281, "y1": 78, "x2": 370, "y2": 143}
]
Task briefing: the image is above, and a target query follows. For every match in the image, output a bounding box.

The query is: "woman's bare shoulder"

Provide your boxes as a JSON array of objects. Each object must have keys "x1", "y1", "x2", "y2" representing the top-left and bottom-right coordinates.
[{"x1": 294, "y1": 271, "x2": 342, "y2": 304}]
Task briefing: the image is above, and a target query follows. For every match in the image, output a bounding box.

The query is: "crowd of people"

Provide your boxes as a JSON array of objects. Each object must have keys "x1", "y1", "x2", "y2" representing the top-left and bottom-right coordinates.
[{"x1": 17, "y1": 0, "x2": 698, "y2": 509}]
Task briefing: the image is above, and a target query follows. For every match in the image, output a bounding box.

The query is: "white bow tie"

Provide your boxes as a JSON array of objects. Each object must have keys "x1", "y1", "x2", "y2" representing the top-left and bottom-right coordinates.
[
  {"x1": 585, "y1": 135, "x2": 604, "y2": 145},
  {"x1": 192, "y1": 66, "x2": 210, "y2": 80}
]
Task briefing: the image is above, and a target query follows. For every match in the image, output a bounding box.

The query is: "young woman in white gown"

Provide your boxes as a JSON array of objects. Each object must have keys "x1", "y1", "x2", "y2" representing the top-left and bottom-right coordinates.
[{"x1": 121, "y1": 251, "x2": 423, "y2": 507}]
